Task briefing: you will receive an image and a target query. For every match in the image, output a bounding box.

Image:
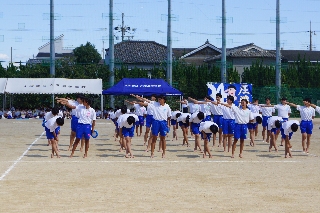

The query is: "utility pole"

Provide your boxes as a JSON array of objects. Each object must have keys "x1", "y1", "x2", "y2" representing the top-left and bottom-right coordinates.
[
  {"x1": 275, "y1": 0, "x2": 281, "y2": 102},
  {"x1": 221, "y1": 0, "x2": 227, "y2": 83},
  {"x1": 308, "y1": 21, "x2": 316, "y2": 51},
  {"x1": 109, "y1": 0, "x2": 115, "y2": 108},
  {"x1": 166, "y1": 0, "x2": 172, "y2": 86},
  {"x1": 114, "y1": 13, "x2": 135, "y2": 41},
  {"x1": 50, "y1": 0, "x2": 55, "y2": 77}
]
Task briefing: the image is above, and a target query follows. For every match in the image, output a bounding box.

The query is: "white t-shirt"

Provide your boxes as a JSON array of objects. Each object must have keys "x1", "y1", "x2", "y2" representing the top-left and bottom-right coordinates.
[
  {"x1": 44, "y1": 111, "x2": 54, "y2": 121},
  {"x1": 274, "y1": 104, "x2": 291, "y2": 119},
  {"x1": 296, "y1": 105, "x2": 315, "y2": 121},
  {"x1": 145, "y1": 101, "x2": 155, "y2": 115},
  {"x1": 151, "y1": 102, "x2": 171, "y2": 121},
  {"x1": 190, "y1": 112, "x2": 206, "y2": 124},
  {"x1": 68, "y1": 100, "x2": 79, "y2": 116},
  {"x1": 221, "y1": 104, "x2": 235, "y2": 119},
  {"x1": 260, "y1": 105, "x2": 275, "y2": 117},
  {"x1": 115, "y1": 109, "x2": 130, "y2": 118},
  {"x1": 315, "y1": 106, "x2": 320, "y2": 115},
  {"x1": 267, "y1": 116, "x2": 283, "y2": 130},
  {"x1": 248, "y1": 104, "x2": 260, "y2": 113},
  {"x1": 45, "y1": 115, "x2": 60, "y2": 132},
  {"x1": 177, "y1": 113, "x2": 191, "y2": 123},
  {"x1": 199, "y1": 121, "x2": 218, "y2": 133},
  {"x1": 231, "y1": 106, "x2": 253, "y2": 124},
  {"x1": 200, "y1": 103, "x2": 211, "y2": 115},
  {"x1": 117, "y1": 114, "x2": 139, "y2": 128},
  {"x1": 134, "y1": 103, "x2": 146, "y2": 116},
  {"x1": 189, "y1": 103, "x2": 200, "y2": 114},
  {"x1": 182, "y1": 100, "x2": 188, "y2": 108},
  {"x1": 282, "y1": 120, "x2": 300, "y2": 136},
  {"x1": 171, "y1": 110, "x2": 181, "y2": 120},
  {"x1": 209, "y1": 102, "x2": 223, "y2": 115},
  {"x1": 77, "y1": 106, "x2": 96, "y2": 125}
]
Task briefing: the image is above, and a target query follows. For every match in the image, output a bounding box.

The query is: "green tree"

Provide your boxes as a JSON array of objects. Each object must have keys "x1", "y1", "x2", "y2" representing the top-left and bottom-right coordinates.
[{"x1": 73, "y1": 42, "x2": 102, "y2": 64}]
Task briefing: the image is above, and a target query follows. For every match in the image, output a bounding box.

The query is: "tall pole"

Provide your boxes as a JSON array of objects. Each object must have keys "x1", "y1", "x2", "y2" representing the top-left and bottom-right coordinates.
[
  {"x1": 166, "y1": 0, "x2": 172, "y2": 85},
  {"x1": 10, "y1": 47, "x2": 12, "y2": 64},
  {"x1": 50, "y1": 0, "x2": 55, "y2": 77},
  {"x1": 310, "y1": 21, "x2": 312, "y2": 51},
  {"x1": 275, "y1": 0, "x2": 281, "y2": 102},
  {"x1": 221, "y1": 0, "x2": 227, "y2": 83},
  {"x1": 109, "y1": 0, "x2": 115, "y2": 108},
  {"x1": 121, "y1": 13, "x2": 124, "y2": 42}
]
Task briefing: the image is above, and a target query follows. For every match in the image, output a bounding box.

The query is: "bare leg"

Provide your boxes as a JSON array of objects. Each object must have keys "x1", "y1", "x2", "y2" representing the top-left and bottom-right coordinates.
[
  {"x1": 227, "y1": 135, "x2": 233, "y2": 152},
  {"x1": 161, "y1": 136, "x2": 166, "y2": 158},
  {"x1": 231, "y1": 138, "x2": 238, "y2": 158},
  {"x1": 301, "y1": 133, "x2": 307, "y2": 152},
  {"x1": 83, "y1": 139, "x2": 89, "y2": 158},
  {"x1": 144, "y1": 127, "x2": 150, "y2": 145},
  {"x1": 126, "y1": 137, "x2": 134, "y2": 158},
  {"x1": 306, "y1": 134, "x2": 311, "y2": 153},
  {"x1": 249, "y1": 129, "x2": 255, "y2": 147},
  {"x1": 69, "y1": 131, "x2": 76, "y2": 151},
  {"x1": 203, "y1": 138, "x2": 212, "y2": 158},
  {"x1": 151, "y1": 135, "x2": 157, "y2": 158},
  {"x1": 70, "y1": 138, "x2": 80, "y2": 157},
  {"x1": 218, "y1": 128, "x2": 223, "y2": 147},
  {"x1": 239, "y1": 139, "x2": 244, "y2": 158}
]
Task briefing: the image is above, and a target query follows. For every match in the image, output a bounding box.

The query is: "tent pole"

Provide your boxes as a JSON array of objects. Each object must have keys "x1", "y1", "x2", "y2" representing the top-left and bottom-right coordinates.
[
  {"x1": 52, "y1": 94, "x2": 55, "y2": 108},
  {"x1": 180, "y1": 96, "x2": 182, "y2": 112},
  {"x1": 101, "y1": 94, "x2": 104, "y2": 119},
  {"x1": 2, "y1": 94, "x2": 5, "y2": 110},
  {"x1": 10, "y1": 94, "x2": 12, "y2": 109}
]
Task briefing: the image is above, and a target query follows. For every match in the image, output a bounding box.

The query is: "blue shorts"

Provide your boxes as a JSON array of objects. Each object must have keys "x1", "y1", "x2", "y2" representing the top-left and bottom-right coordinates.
[
  {"x1": 270, "y1": 128, "x2": 278, "y2": 135},
  {"x1": 122, "y1": 126, "x2": 135, "y2": 137},
  {"x1": 146, "y1": 115, "x2": 154, "y2": 128},
  {"x1": 281, "y1": 131, "x2": 293, "y2": 140},
  {"x1": 300, "y1": 120, "x2": 313, "y2": 134},
  {"x1": 179, "y1": 121, "x2": 189, "y2": 128},
  {"x1": 201, "y1": 132, "x2": 212, "y2": 141},
  {"x1": 76, "y1": 123, "x2": 92, "y2": 140},
  {"x1": 71, "y1": 115, "x2": 79, "y2": 132},
  {"x1": 135, "y1": 115, "x2": 145, "y2": 126},
  {"x1": 191, "y1": 122, "x2": 200, "y2": 135},
  {"x1": 234, "y1": 123, "x2": 247, "y2": 140},
  {"x1": 262, "y1": 116, "x2": 270, "y2": 127},
  {"x1": 247, "y1": 123, "x2": 257, "y2": 130},
  {"x1": 45, "y1": 127, "x2": 60, "y2": 140},
  {"x1": 171, "y1": 119, "x2": 177, "y2": 126},
  {"x1": 222, "y1": 119, "x2": 235, "y2": 135},
  {"x1": 151, "y1": 120, "x2": 169, "y2": 137},
  {"x1": 213, "y1": 115, "x2": 223, "y2": 128},
  {"x1": 203, "y1": 115, "x2": 212, "y2": 122}
]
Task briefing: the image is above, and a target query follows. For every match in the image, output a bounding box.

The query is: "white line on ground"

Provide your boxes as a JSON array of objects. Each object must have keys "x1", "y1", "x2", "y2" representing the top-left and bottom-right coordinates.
[
  {"x1": 1, "y1": 160, "x2": 300, "y2": 163},
  {"x1": 0, "y1": 131, "x2": 45, "y2": 181}
]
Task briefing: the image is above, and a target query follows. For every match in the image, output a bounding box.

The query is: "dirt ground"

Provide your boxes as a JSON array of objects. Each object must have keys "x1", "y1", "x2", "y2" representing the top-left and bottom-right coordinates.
[{"x1": 0, "y1": 118, "x2": 319, "y2": 213}]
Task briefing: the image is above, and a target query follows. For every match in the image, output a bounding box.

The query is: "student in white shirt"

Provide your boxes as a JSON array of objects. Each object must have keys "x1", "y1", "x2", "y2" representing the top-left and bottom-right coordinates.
[
  {"x1": 199, "y1": 121, "x2": 219, "y2": 158},
  {"x1": 220, "y1": 99, "x2": 254, "y2": 158},
  {"x1": 281, "y1": 120, "x2": 299, "y2": 158},
  {"x1": 170, "y1": 109, "x2": 181, "y2": 141},
  {"x1": 248, "y1": 99, "x2": 260, "y2": 137},
  {"x1": 115, "y1": 106, "x2": 130, "y2": 151},
  {"x1": 259, "y1": 97, "x2": 275, "y2": 143},
  {"x1": 286, "y1": 98, "x2": 315, "y2": 153},
  {"x1": 125, "y1": 100, "x2": 146, "y2": 137},
  {"x1": 177, "y1": 97, "x2": 189, "y2": 113},
  {"x1": 64, "y1": 97, "x2": 96, "y2": 158},
  {"x1": 188, "y1": 96, "x2": 212, "y2": 121},
  {"x1": 117, "y1": 114, "x2": 139, "y2": 158},
  {"x1": 267, "y1": 116, "x2": 283, "y2": 152},
  {"x1": 248, "y1": 113, "x2": 262, "y2": 147},
  {"x1": 207, "y1": 93, "x2": 224, "y2": 147},
  {"x1": 189, "y1": 111, "x2": 205, "y2": 152},
  {"x1": 45, "y1": 116, "x2": 64, "y2": 158},
  {"x1": 177, "y1": 112, "x2": 191, "y2": 147}
]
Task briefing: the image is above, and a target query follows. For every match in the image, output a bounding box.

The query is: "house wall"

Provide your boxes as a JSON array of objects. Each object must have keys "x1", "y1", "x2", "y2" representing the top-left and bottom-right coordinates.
[{"x1": 39, "y1": 38, "x2": 73, "y2": 54}]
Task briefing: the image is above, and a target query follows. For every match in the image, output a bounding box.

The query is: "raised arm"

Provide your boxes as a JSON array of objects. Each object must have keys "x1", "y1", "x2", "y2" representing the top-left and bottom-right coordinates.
[
  {"x1": 188, "y1": 97, "x2": 206, "y2": 104},
  {"x1": 284, "y1": 101, "x2": 297, "y2": 108},
  {"x1": 131, "y1": 94, "x2": 150, "y2": 103},
  {"x1": 125, "y1": 100, "x2": 137, "y2": 105},
  {"x1": 219, "y1": 102, "x2": 232, "y2": 108}
]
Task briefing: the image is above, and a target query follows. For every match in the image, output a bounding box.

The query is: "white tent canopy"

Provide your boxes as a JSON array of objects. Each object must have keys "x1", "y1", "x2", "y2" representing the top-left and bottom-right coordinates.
[
  {"x1": 2, "y1": 78, "x2": 102, "y2": 94},
  {"x1": 0, "y1": 78, "x2": 7, "y2": 94}
]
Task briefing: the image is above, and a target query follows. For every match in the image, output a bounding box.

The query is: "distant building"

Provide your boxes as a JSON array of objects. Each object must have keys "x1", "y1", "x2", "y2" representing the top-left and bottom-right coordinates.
[
  {"x1": 27, "y1": 34, "x2": 73, "y2": 65},
  {"x1": 105, "y1": 40, "x2": 168, "y2": 70}
]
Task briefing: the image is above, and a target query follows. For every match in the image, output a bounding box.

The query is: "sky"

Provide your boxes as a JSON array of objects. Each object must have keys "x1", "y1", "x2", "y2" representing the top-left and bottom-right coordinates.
[{"x1": 1, "y1": 0, "x2": 320, "y2": 67}]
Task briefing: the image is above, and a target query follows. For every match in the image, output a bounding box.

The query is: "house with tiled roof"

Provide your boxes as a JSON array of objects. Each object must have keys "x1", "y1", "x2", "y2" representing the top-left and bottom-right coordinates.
[
  {"x1": 27, "y1": 34, "x2": 73, "y2": 65},
  {"x1": 281, "y1": 50, "x2": 320, "y2": 63},
  {"x1": 204, "y1": 43, "x2": 277, "y2": 77},
  {"x1": 105, "y1": 40, "x2": 168, "y2": 70},
  {"x1": 173, "y1": 40, "x2": 221, "y2": 66}
]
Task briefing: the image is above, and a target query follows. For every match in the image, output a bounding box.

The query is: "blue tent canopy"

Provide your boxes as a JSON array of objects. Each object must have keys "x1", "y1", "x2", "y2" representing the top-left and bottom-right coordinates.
[{"x1": 102, "y1": 78, "x2": 183, "y2": 96}]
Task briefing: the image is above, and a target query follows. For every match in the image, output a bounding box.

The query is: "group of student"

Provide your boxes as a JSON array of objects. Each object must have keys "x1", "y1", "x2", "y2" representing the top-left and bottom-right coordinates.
[
  {"x1": 42, "y1": 92, "x2": 319, "y2": 159},
  {"x1": 43, "y1": 94, "x2": 96, "y2": 158}
]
